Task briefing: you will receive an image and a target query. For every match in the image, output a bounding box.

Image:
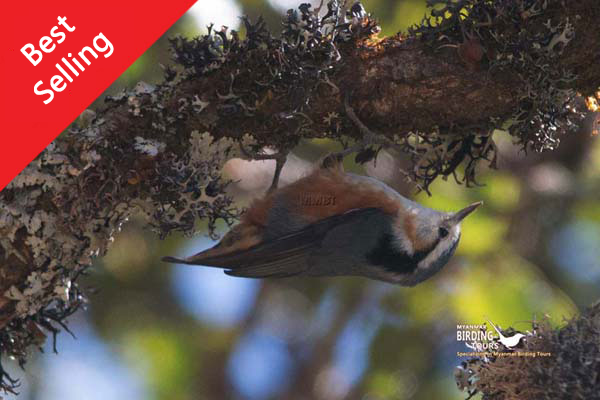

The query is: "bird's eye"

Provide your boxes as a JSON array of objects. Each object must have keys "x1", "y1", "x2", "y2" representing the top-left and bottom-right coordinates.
[{"x1": 439, "y1": 227, "x2": 449, "y2": 238}]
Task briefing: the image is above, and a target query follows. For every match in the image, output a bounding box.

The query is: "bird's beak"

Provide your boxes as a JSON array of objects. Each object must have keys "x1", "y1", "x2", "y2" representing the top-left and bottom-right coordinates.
[{"x1": 450, "y1": 201, "x2": 483, "y2": 223}]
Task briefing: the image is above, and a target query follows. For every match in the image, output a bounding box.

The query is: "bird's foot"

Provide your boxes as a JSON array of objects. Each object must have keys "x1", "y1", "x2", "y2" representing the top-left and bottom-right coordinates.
[
  {"x1": 344, "y1": 93, "x2": 377, "y2": 147},
  {"x1": 339, "y1": 93, "x2": 394, "y2": 164},
  {"x1": 239, "y1": 144, "x2": 288, "y2": 192}
]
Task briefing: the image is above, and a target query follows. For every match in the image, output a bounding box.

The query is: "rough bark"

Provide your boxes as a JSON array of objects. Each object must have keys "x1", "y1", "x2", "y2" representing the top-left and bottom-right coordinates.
[{"x1": 0, "y1": 0, "x2": 599, "y2": 393}]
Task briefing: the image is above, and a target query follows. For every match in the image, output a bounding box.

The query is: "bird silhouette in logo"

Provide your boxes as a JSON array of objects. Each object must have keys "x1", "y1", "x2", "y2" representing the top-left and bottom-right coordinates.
[{"x1": 487, "y1": 319, "x2": 526, "y2": 349}]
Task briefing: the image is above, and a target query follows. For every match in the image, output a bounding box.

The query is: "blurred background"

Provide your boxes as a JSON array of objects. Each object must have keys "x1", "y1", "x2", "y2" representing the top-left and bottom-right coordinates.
[{"x1": 3, "y1": 1, "x2": 599, "y2": 399}]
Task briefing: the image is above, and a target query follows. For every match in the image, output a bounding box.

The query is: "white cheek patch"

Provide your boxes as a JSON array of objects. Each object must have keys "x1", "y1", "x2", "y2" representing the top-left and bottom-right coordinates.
[
  {"x1": 450, "y1": 225, "x2": 461, "y2": 242},
  {"x1": 417, "y1": 225, "x2": 461, "y2": 270}
]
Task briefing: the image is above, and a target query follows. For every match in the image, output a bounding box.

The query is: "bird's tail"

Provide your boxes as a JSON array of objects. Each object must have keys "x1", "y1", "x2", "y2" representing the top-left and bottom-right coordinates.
[{"x1": 161, "y1": 224, "x2": 262, "y2": 267}]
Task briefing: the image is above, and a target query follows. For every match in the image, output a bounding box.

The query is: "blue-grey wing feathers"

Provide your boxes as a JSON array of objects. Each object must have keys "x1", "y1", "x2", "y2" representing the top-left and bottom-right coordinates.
[{"x1": 162, "y1": 208, "x2": 384, "y2": 278}]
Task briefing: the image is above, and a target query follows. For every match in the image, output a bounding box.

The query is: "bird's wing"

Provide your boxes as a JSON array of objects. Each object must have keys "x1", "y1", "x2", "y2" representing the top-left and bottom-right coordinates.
[{"x1": 163, "y1": 208, "x2": 383, "y2": 278}]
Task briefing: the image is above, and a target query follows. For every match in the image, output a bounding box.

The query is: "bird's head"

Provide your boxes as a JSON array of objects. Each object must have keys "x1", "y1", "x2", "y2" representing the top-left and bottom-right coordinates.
[{"x1": 384, "y1": 200, "x2": 483, "y2": 285}]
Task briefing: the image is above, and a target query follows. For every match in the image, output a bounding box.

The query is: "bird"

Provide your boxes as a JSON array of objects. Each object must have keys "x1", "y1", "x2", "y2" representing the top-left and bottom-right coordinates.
[
  {"x1": 487, "y1": 319, "x2": 526, "y2": 349},
  {"x1": 162, "y1": 155, "x2": 482, "y2": 286}
]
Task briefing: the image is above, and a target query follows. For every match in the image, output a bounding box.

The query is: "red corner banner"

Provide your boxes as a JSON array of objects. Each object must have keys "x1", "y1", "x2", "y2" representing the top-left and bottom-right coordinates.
[{"x1": 0, "y1": 1, "x2": 198, "y2": 191}]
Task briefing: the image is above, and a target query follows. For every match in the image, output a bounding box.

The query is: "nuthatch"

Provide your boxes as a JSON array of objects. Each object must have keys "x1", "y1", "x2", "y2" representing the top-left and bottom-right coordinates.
[{"x1": 162, "y1": 156, "x2": 482, "y2": 286}]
